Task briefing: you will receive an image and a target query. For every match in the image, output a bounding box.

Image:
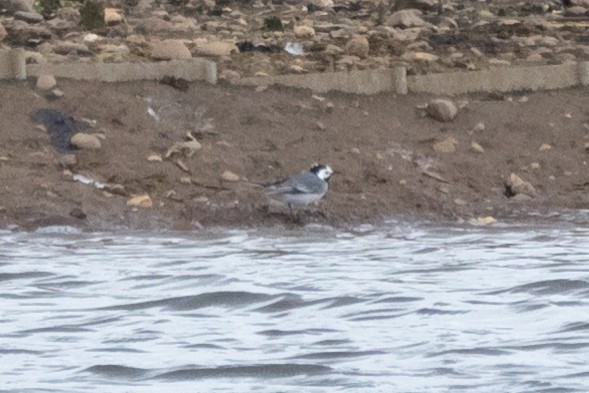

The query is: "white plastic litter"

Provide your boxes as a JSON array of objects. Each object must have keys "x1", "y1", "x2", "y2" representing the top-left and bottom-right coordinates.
[
  {"x1": 73, "y1": 174, "x2": 105, "y2": 189},
  {"x1": 284, "y1": 42, "x2": 304, "y2": 56}
]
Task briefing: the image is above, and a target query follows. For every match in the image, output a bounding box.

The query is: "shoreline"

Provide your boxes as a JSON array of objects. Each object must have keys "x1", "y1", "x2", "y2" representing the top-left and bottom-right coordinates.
[{"x1": 0, "y1": 79, "x2": 588, "y2": 231}]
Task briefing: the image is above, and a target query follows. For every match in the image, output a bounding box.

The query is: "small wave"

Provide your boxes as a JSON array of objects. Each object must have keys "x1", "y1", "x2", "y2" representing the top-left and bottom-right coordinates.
[
  {"x1": 155, "y1": 364, "x2": 332, "y2": 380},
  {"x1": 83, "y1": 364, "x2": 150, "y2": 379},
  {"x1": 488, "y1": 279, "x2": 589, "y2": 295},
  {"x1": 101, "y1": 291, "x2": 279, "y2": 311},
  {"x1": 0, "y1": 272, "x2": 53, "y2": 282},
  {"x1": 291, "y1": 350, "x2": 385, "y2": 360},
  {"x1": 429, "y1": 347, "x2": 510, "y2": 357}
]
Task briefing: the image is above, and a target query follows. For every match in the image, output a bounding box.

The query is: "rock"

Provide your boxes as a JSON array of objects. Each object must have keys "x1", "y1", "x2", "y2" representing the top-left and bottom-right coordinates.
[
  {"x1": 433, "y1": 137, "x2": 458, "y2": 154},
  {"x1": 25, "y1": 50, "x2": 46, "y2": 63},
  {"x1": 127, "y1": 194, "x2": 152, "y2": 208},
  {"x1": 345, "y1": 35, "x2": 369, "y2": 59},
  {"x1": 221, "y1": 171, "x2": 239, "y2": 182},
  {"x1": 539, "y1": 36, "x2": 559, "y2": 47},
  {"x1": 219, "y1": 69, "x2": 241, "y2": 84},
  {"x1": 571, "y1": 0, "x2": 589, "y2": 6},
  {"x1": 508, "y1": 173, "x2": 537, "y2": 198},
  {"x1": 530, "y1": 162, "x2": 541, "y2": 169},
  {"x1": 70, "y1": 133, "x2": 101, "y2": 150},
  {"x1": 36, "y1": 74, "x2": 56, "y2": 90},
  {"x1": 69, "y1": 208, "x2": 86, "y2": 220},
  {"x1": 470, "y1": 142, "x2": 484, "y2": 154},
  {"x1": 403, "y1": 52, "x2": 439, "y2": 62},
  {"x1": 151, "y1": 39, "x2": 192, "y2": 60},
  {"x1": 474, "y1": 216, "x2": 497, "y2": 225},
  {"x1": 294, "y1": 25, "x2": 315, "y2": 39},
  {"x1": 512, "y1": 193, "x2": 533, "y2": 202},
  {"x1": 310, "y1": 0, "x2": 333, "y2": 8},
  {"x1": 3, "y1": 0, "x2": 35, "y2": 12},
  {"x1": 473, "y1": 122, "x2": 485, "y2": 132},
  {"x1": 54, "y1": 42, "x2": 92, "y2": 56},
  {"x1": 584, "y1": 142, "x2": 589, "y2": 154},
  {"x1": 0, "y1": 23, "x2": 6, "y2": 42},
  {"x1": 14, "y1": 11, "x2": 44, "y2": 23},
  {"x1": 194, "y1": 41, "x2": 236, "y2": 57},
  {"x1": 387, "y1": 9, "x2": 428, "y2": 29},
  {"x1": 426, "y1": 99, "x2": 458, "y2": 122},
  {"x1": 566, "y1": 6, "x2": 587, "y2": 15},
  {"x1": 147, "y1": 154, "x2": 163, "y2": 162},
  {"x1": 324, "y1": 44, "x2": 344, "y2": 55},
  {"x1": 58, "y1": 154, "x2": 77, "y2": 168},
  {"x1": 8, "y1": 21, "x2": 52, "y2": 44},
  {"x1": 539, "y1": 143, "x2": 552, "y2": 151},
  {"x1": 104, "y1": 8, "x2": 124, "y2": 25}
]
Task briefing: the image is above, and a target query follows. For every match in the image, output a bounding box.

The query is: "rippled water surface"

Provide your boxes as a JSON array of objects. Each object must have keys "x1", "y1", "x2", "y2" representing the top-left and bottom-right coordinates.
[{"x1": 2, "y1": 213, "x2": 589, "y2": 393}]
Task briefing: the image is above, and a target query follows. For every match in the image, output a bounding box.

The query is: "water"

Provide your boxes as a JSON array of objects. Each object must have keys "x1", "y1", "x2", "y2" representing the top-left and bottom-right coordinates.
[{"x1": 1, "y1": 213, "x2": 589, "y2": 393}]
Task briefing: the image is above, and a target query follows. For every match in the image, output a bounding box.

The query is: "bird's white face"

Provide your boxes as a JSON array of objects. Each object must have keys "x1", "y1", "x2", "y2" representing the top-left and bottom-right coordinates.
[{"x1": 315, "y1": 165, "x2": 333, "y2": 181}]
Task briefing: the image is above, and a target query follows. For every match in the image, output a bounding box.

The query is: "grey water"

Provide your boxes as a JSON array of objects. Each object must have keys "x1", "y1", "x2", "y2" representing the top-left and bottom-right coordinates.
[{"x1": 1, "y1": 213, "x2": 589, "y2": 393}]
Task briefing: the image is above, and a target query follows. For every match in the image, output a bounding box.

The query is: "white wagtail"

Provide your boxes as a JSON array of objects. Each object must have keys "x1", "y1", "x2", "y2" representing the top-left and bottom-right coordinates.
[{"x1": 263, "y1": 164, "x2": 333, "y2": 215}]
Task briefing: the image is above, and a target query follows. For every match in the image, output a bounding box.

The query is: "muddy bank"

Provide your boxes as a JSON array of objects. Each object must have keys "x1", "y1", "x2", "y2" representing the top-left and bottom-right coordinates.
[{"x1": 0, "y1": 79, "x2": 588, "y2": 230}]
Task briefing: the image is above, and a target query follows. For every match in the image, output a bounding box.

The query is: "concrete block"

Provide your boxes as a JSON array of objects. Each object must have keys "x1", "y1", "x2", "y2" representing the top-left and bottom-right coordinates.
[
  {"x1": 26, "y1": 58, "x2": 217, "y2": 84},
  {"x1": 408, "y1": 63, "x2": 581, "y2": 95},
  {"x1": 239, "y1": 69, "x2": 400, "y2": 95},
  {"x1": 0, "y1": 48, "x2": 27, "y2": 80}
]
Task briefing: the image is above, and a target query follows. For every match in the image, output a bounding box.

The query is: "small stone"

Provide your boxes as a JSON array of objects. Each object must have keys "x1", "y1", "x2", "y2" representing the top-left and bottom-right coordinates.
[
  {"x1": 454, "y1": 198, "x2": 467, "y2": 206},
  {"x1": 426, "y1": 99, "x2": 458, "y2": 122},
  {"x1": 289, "y1": 64, "x2": 305, "y2": 73},
  {"x1": 221, "y1": 170, "x2": 239, "y2": 182},
  {"x1": 476, "y1": 216, "x2": 497, "y2": 225},
  {"x1": 531, "y1": 162, "x2": 541, "y2": 169},
  {"x1": 325, "y1": 102, "x2": 335, "y2": 113},
  {"x1": 470, "y1": 142, "x2": 484, "y2": 154},
  {"x1": 324, "y1": 44, "x2": 344, "y2": 55},
  {"x1": 151, "y1": 39, "x2": 191, "y2": 60},
  {"x1": 83, "y1": 33, "x2": 102, "y2": 44},
  {"x1": 147, "y1": 154, "x2": 163, "y2": 162},
  {"x1": 36, "y1": 74, "x2": 56, "y2": 91},
  {"x1": 127, "y1": 194, "x2": 153, "y2": 208},
  {"x1": 50, "y1": 88, "x2": 64, "y2": 98},
  {"x1": 294, "y1": 25, "x2": 315, "y2": 39},
  {"x1": 539, "y1": 143, "x2": 552, "y2": 151},
  {"x1": 345, "y1": 35, "x2": 369, "y2": 59},
  {"x1": 69, "y1": 208, "x2": 87, "y2": 220},
  {"x1": 104, "y1": 8, "x2": 124, "y2": 25},
  {"x1": 58, "y1": 154, "x2": 77, "y2": 168},
  {"x1": 403, "y1": 52, "x2": 439, "y2": 62},
  {"x1": 434, "y1": 137, "x2": 458, "y2": 154},
  {"x1": 71, "y1": 133, "x2": 101, "y2": 150},
  {"x1": 179, "y1": 176, "x2": 192, "y2": 184},
  {"x1": 316, "y1": 121, "x2": 325, "y2": 131},
  {"x1": 564, "y1": 113, "x2": 572, "y2": 119},
  {"x1": 473, "y1": 122, "x2": 485, "y2": 132},
  {"x1": 512, "y1": 193, "x2": 533, "y2": 202},
  {"x1": 175, "y1": 159, "x2": 190, "y2": 173}
]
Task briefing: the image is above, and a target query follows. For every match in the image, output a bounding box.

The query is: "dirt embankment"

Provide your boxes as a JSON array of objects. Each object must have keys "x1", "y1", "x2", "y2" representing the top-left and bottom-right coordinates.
[{"x1": 0, "y1": 79, "x2": 588, "y2": 230}]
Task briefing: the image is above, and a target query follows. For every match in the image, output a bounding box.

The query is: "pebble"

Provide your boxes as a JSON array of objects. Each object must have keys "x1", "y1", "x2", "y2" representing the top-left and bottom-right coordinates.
[
  {"x1": 539, "y1": 143, "x2": 552, "y2": 151},
  {"x1": 434, "y1": 137, "x2": 458, "y2": 153},
  {"x1": 470, "y1": 142, "x2": 484, "y2": 154},
  {"x1": 293, "y1": 25, "x2": 315, "y2": 39},
  {"x1": 127, "y1": 194, "x2": 153, "y2": 208},
  {"x1": 426, "y1": 99, "x2": 458, "y2": 122},
  {"x1": 147, "y1": 154, "x2": 163, "y2": 162},
  {"x1": 221, "y1": 171, "x2": 240, "y2": 182},
  {"x1": 70, "y1": 133, "x2": 101, "y2": 150}
]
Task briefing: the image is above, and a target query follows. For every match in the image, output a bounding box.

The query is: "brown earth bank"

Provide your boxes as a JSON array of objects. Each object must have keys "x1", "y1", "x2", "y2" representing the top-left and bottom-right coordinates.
[{"x1": 0, "y1": 79, "x2": 588, "y2": 231}]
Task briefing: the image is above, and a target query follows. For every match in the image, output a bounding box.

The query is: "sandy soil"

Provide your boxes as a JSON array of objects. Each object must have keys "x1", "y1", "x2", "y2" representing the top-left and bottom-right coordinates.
[{"x1": 0, "y1": 79, "x2": 588, "y2": 230}]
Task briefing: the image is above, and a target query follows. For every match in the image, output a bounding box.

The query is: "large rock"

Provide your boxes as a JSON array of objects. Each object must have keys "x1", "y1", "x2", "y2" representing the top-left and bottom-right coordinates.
[
  {"x1": 150, "y1": 39, "x2": 192, "y2": 60},
  {"x1": 387, "y1": 9, "x2": 428, "y2": 28},
  {"x1": 507, "y1": 173, "x2": 537, "y2": 198},
  {"x1": 7, "y1": 21, "x2": 52, "y2": 44},
  {"x1": 71, "y1": 133, "x2": 101, "y2": 150},
  {"x1": 14, "y1": 11, "x2": 44, "y2": 23},
  {"x1": 1, "y1": 0, "x2": 34, "y2": 12},
  {"x1": 426, "y1": 99, "x2": 458, "y2": 122},
  {"x1": 193, "y1": 41, "x2": 236, "y2": 57},
  {"x1": 104, "y1": 8, "x2": 124, "y2": 25},
  {"x1": 345, "y1": 35, "x2": 369, "y2": 58}
]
